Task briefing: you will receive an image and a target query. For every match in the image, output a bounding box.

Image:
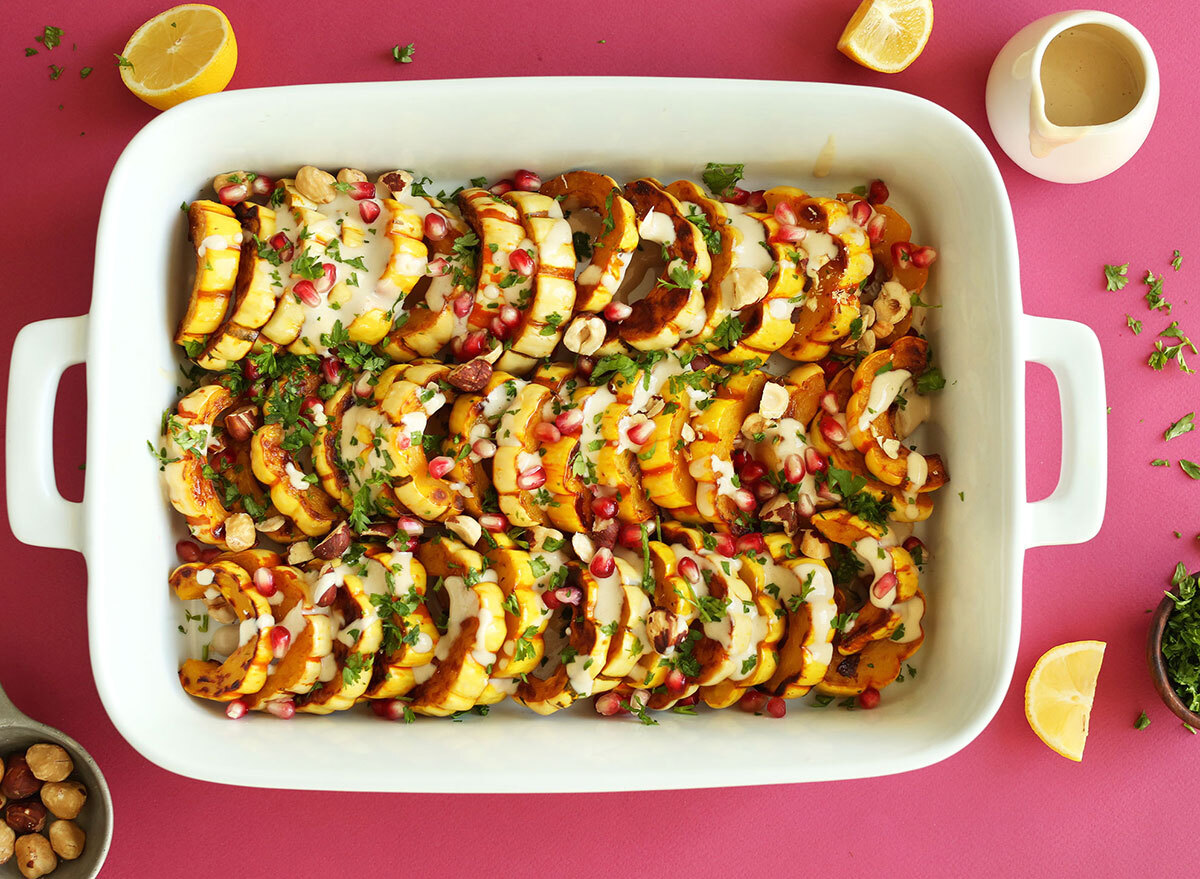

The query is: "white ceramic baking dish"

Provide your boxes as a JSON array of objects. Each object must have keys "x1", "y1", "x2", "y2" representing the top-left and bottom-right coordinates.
[{"x1": 5, "y1": 78, "x2": 1106, "y2": 791}]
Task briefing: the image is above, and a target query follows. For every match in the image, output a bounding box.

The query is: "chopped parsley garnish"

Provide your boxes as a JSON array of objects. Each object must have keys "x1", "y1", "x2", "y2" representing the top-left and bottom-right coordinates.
[
  {"x1": 113, "y1": 53, "x2": 133, "y2": 70},
  {"x1": 1181, "y1": 460, "x2": 1200, "y2": 480},
  {"x1": 708, "y1": 315, "x2": 744, "y2": 350},
  {"x1": 392, "y1": 42, "x2": 415, "y2": 63},
  {"x1": 1172, "y1": 250, "x2": 1183, "y2": 271},
  {"x1": 1149, "y1": 322, "x2": 1196, "y2": 373},
  {"x1": 701, "y1": 162, "x2": 745, "y2": 199},
  {"x1": 1135, "y1": 710, "x2": 1151, "y2": 730},
  {"x1": 656, "y1": 261, "x2": 701, "y2": 292},
  {"x1": 1103, "y1": 262, "x2": 1129, "y2": 291},
  {"x1": 1126, "y1": 314, "x2": 1142, "y2": 335},
  {"x1": 915, "y1": 366, "x2": 946, "y2": 393},
  {"x1": 685, "y1": 207, "x2": 722, "y2": 254},
  {"x1": 1165, "y1": 412, "x2": 1195, "y2": 441},
  {"x1": 1144, "y1": 271, "x2": 1171, "y2": 313},
  {"x1": 37, "y1": 25, "x2": 63, "y2": 50}
]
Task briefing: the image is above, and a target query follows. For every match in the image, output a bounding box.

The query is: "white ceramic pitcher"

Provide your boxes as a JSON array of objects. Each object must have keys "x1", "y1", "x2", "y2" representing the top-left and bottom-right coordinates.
[{"x1": 986, "y1": 10, "x2": 1158, "y2": 184}]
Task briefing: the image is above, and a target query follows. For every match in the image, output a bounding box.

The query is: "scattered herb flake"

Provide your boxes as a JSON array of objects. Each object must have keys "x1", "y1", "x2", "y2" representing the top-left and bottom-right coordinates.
[
  {"x1": 392, "y1": 43, "x2": 415, "y2": 63},
  {"x1": 1165, "y1": 412, "x2": 1195, "y2": 441},
  {"x1": 1103, "y1": 263, "x2": 1129, "y2": 291}
]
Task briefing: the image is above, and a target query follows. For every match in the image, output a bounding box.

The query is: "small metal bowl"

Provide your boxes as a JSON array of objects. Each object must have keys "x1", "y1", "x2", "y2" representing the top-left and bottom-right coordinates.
[
  {"x1": 1146, "y1": 587, "x2": 1200, "y2": 728},
  {"x1": 0, "y1": 681, "x2": 112, "y2": 877}
]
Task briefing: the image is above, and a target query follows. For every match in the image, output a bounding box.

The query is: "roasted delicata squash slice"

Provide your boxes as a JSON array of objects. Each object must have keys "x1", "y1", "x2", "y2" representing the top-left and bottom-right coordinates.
[
  {"x1": 355, "y1": 549, "x2": 437, "y2": 701},
  {"x1": 541, "y1": 170, "x2": 639, "y2": 313},
  {"x1": 618, "y1": 178, "x2": 712, "y2": 351},
  {"x1": 495, "y1": 190, "x2": 577, "y2": 374},
  {"x1": 195, "y1": 203, "x2": 282, "y2": 370},
  {"x1": 686, "y1": 366, "x2": 770, "y2": 526},
  {"x1": 846, "y1": 335, "x2": 949, "y2": 494},
  {"x1": 295, "y1": 563, "x2": 384, "y2": 714},
  {"x1": 614, "y1": 538, "x2": 678, "y2": 691},
  {"x1": 490, "y1": 380, "x2": 555, "y2": 527},
  {"x1": 811, "y1": 509, "x2": 920, "y2": 615},
  {"x1": 480, "y1": 538, "x2": 553, "y2": 697},
  {"x1": 409, "y1": 536, "x2": 507, "y2": 716},
  {"x1": 457, "y1": 187, "x2": 530, "y2": 328},
  {"x1": 244, "y1": 564, "x2": 335, "y2": 709},
  {"x1": 817, "y1": 589, "x2": 926, "y2": 696},
  {"x1": 251, "y1": 423, "x2": 341, "y2": 537},
  {"x1": 170, "y1": 560, "x2": 274, "y2": 701},
  {"x1": 637, "y1": 364, "x2": 705, "y2": 523},
  {"x1": 443, "y1": 371, "x2": 520, "y2": 516},
  {"x1": 663, "y1": 180, "x2": 742, "y2": 345},
  {"x1": 177, "y1": 199, "x2": 243, "y2": 347},
  {"x1": 161, "y1": 384, "x2": 235, "y2": 546}
]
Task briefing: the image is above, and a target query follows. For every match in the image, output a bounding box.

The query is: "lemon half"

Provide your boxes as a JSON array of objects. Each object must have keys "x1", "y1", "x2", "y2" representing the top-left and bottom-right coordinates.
[
  {"x1": 119, "y1": 4, "x2": 236, "y2": 110},
  {"x1": 837, "y1": 0, "x2": 934, "y2": 74},
  {"x1": 1024, "y1": 640, "x2": 1106, "y2": 762}
]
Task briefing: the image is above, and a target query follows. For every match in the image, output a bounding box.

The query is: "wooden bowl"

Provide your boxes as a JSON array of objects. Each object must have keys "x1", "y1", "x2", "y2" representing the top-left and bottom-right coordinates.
[{"x1": 1146, "y1": 587, "x2": 1200, "y2": 727}]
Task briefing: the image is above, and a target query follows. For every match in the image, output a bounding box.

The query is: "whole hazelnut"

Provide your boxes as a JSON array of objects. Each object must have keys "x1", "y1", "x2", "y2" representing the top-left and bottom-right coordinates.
[
  {"x1": 0, "y1": 822, "x2": 13, "y2": 865},
  {"x1": 40, "y1": 781, "x2": 86, "y2": 821},
  {"x1": 0, "y1": 756, "x2": 41, "y2": 800},
  {"x1": 14, "y1": 833, "x2": 56, "y2": 879},
  {"x1": 49, "y1": 820, "x2": 85, "y2": 861},
  {"x1": 25, "y1": 745, "x2": 72, "y2": 783},
  {"x1": 5, "y1": 800, "x2": 47, "y2": 833}
]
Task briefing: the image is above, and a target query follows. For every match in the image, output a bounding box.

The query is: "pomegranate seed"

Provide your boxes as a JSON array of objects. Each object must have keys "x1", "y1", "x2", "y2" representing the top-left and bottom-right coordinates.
[
  {"x1": 676, "y1": 693, "x2": 698, "y2": 707},
  {"x1": 472, "y1": 438, "x2": 497, "y2": 459},
  {"x1": 820, "y1": 415, "x2": 847, "y2": 444},
  {"x1": 509, "y1": 248, "x2": 535, "y2": 277},
  {"x1": 316, "y1": 585, "x2": 337, "y2": 607},
  {"x1": 911, "y1": 246, "x2": 938, "y2": 268},
  {"x1": 371, "y1": 699, "x2": 408, "y2": 721},
  {"x1": 817, "y1": 484, "x2": 838, "y2": 502},
  {"x1": 804, "y1": 448, "x2": 827, "y2": 474},
  {"x1": 533, "y1": 422, "x2": 562, "y2": 443},
  {"x1": 242, "y1": 358, "x2": 260, "y2": 380},
  {"x1": 541, "y1": 589, "x2": 562, "y2": 610},
  {"x1": 251, "y1": 175, "x2": 274, "y2": 196},
  {"x1": 359, "y1": 200, "x2": 381, "y2": 223},
  {"x1": 867, "y1": 213, "x2": 887, "y2": 244},
  {"x1": 595, "y1": 692, "x2": 625, "y2": 716},
  {"x1": 517, "y1": 465, "x2": 547, "y2": 491},
  {"x1": 302, "y1": 394, "x2": 323, "y2": 414},
  {"x1": 850, "y1": 200, "x2": 872, "y2": 226},
  {"x1": 514, "y1": 169, "x2": 542, "y2": 191},
  {"x1": 463, "y1": 331, "x2": 488, "y2": 358},
  {"x1": 316, "y1": 262, "x2": 337, "y2": 293},
  {"x1": 555, "y1": 409, "x2": 584, "y2": 436},
  {"x1": 427, "y1": 257, "x2": 449, "y2": 277},
  {"x1": 873, "y1": 572, "x2": 899, "y2": 600},
  {"x1": 891, "y1": 241, "x2": 914, "y2": 269},
  {"x1": 732, "y1": 488, "x2": 757, "y2": 513},
  {"x1": 770, "y1": 224, "x2": 807, "y2": 244},
  {"x1": 269, "y1": 232, "x2": 294, "y2": 259},
  {"x1": 423, "y1": 212, "x2": 448, "y2": 240},
  {"x1": 731, "y1": 449, "x2": 750, "y2": 469},
  {"x1": 266, "y1": 700, "x2": 295, "y2": 719},
  {"x1": 618, "y1": 523, "x2": 644, "y2": 550},
  {"x1": 489, "y1": 179, "x2": 514, "y2": 195},
  {"x1": 725, "y1": 186, "x2": 750, "y2": 205},
  {"x1": 747, "y1": 190, "x2": 768, "y2": 212},
  {"x1": 867, "y1": 179, "x2": 889, "y2": 204},
  {"x1": 819, "y1": 391, "x2": 840, "y2": 415},
  {"x1": 452, "y1": 293, "x2": 473, "y2": 317},
  {"x1": 479, "y1": 513, "x2": 508, "y2": 533},
  {"x1": 755, "y1": 481, "x2": 779, "y2": 502},
  {"x1": 797, "y1": 495, "x2": 816, "y2": 517},
  {"x1": 591, "y1": 496, "x2": 618, "y2": 519},
  {"x1": 199, "y1": 547, "x2": 222, "y2": 563},
  {"x1": 604, "y1": 301, "x2": 633, "y2": 322},
  {"x1": 773, "y1": 202, "x2": 798, "y2": 226},
  {"x1": 577, "y1": 356, "x2": 595, "y2": 378},
  {"x1": 735, "y1": 533, "x2": 766, "y2": 555},
  {"x1": 714, "y1": 533, "x2": 736, "y2": 557},
  {"x1": 859, "y1": 687, "x2": 881, "y2": 709},
  {"x1": 738, "y1": 460, "x2": 766, "y2": 483},
  {"x1": 398, "y1": 516, "x2": 425, "y2": 537},
  {"x1": 498, "y1": 304, "x2": 521, "y2": 327},
  {"x1": 490, "y1": 317, "x2": 512, "y2": 340},
  {"x1": 428, "y1": 456, "x2": 455, "y2": 479},
  {"x1": 625, "y1": 418, "x2": 656, "y2": 447},
  {"x1": 739, "y1": 691, "x2": 767, "y2": 714},
  {"x1": 766, "y1": 696, "x2": 787, "y2": 718},
  {"x1": 902, "y1": 536, "x2": 928, "y2": 558},
  {"x1": 270, "y1": 626, "x2": 291, "y2": 659},
  {"x1": 217, "y1": 183, "x2": 248, "y2": 205},
  {"x1": 225, "y1": 700, "x2": 248, "y2": 719},
  {"x1": 553, "y1": 585, "x2": 582, "y2": 606},
  {"x1": 345, "y1": 181, "x2": 374, "y2": 200},
  {"x1": 354, "y1": 373, "x2": 374, "y2": 398},
  {"x1": 294, "y1": 280, "x2": 321, "y2": 307},
  {"x1": 590, "y1": 547, "x2": 616, "y2": 578},
  {"x1": 175, "y1": 539, "x2": 201, "y2": 562},
  {"x1": 252, "y1": 566, "x2": 276, "y2": 596},
  {"x1": 679, "y1": 556, "x2": 701, "y2": 584},
  {"x1": 666, "y1": 669, "x2": 688, "y2": 693},
  {"x1": 320, "y1": 356, "x2": 343, "y2": 384}
]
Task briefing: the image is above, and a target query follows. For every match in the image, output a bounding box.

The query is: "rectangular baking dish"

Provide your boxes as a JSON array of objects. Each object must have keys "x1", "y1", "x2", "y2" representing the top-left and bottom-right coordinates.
[{"x1": 5, "y1": 77, "x2": 1107, "y2": 791}]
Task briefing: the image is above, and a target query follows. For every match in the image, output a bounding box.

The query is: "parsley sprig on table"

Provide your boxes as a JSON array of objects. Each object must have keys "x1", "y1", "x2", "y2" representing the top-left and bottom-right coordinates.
[{"x1": 701, "y1": 162, "x2": 744, "y2": 199}]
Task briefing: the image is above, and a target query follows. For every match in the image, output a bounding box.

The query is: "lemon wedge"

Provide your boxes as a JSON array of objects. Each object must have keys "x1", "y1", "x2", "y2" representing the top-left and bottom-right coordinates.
[
  {"x1": 1024, "y1": 640, "x2": 1106, "y2": 762},
  {"x1": 118, "y1": 4, "x2": 237, "y2": 110},
  {"x1": 837, "y1": 0, "x2": 934, "y2": 74}
]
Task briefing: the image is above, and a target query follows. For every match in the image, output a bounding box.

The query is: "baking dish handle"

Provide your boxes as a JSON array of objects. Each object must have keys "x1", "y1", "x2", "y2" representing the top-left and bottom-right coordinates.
[
  {"x1": 1020, "y1": 313, "x2": 1107, "y2": 548},
  {"x1": 6, "y1": 315, "x2": 88, "y2": 554}
]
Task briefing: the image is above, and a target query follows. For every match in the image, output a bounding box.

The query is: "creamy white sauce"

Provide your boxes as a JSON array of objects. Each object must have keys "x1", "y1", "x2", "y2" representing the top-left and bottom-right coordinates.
[{"x1": 858, "y1": 369, "x2": 913, "y2": 432}]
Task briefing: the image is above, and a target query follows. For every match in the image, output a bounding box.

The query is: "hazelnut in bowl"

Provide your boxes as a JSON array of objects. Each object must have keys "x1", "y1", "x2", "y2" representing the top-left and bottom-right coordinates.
[
  {"x1": 0, "y1": 682, "x2": 111, "y2": 878},
  {"x1": 1146, "y1": 564, "x2": 1200, "y2": 728}
]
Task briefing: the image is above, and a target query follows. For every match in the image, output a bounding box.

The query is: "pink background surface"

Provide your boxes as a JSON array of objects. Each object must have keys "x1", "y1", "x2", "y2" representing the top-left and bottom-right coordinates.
[{"x1": 2, "y1": 0, "x2": 1198, "y2": 875}]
